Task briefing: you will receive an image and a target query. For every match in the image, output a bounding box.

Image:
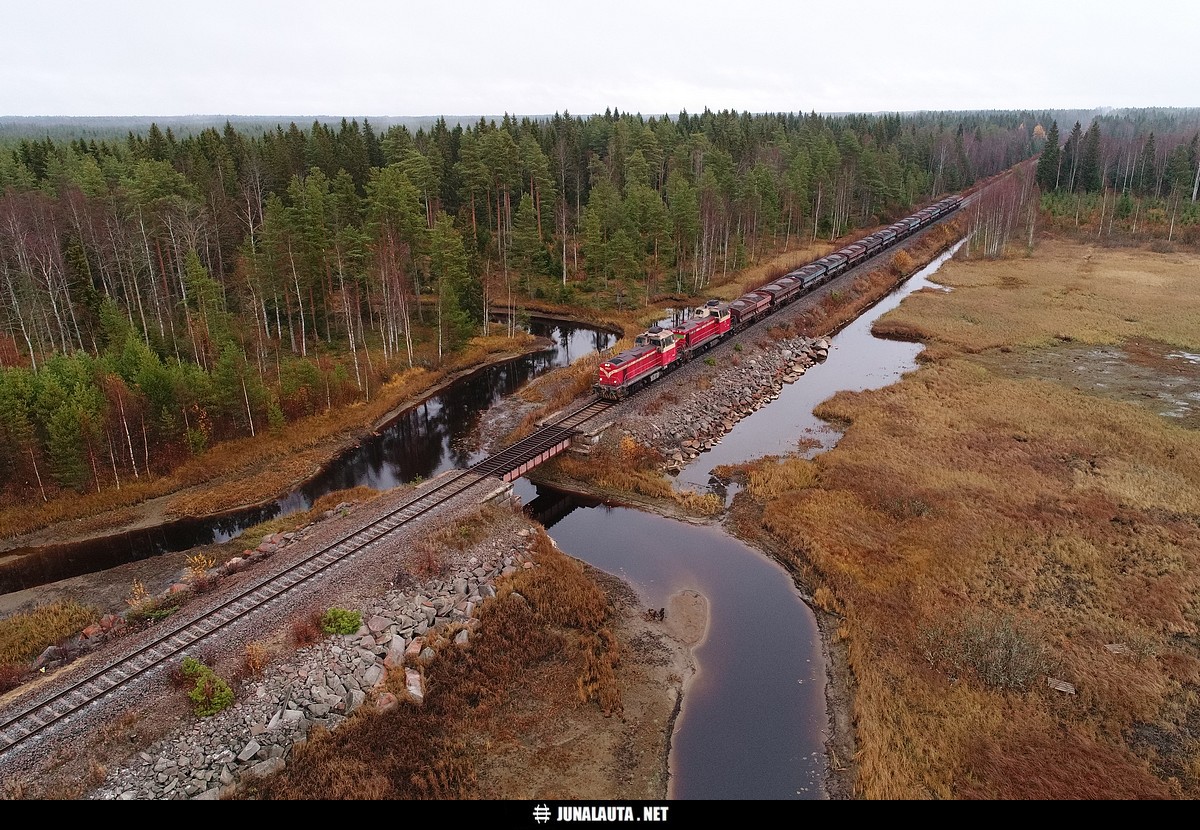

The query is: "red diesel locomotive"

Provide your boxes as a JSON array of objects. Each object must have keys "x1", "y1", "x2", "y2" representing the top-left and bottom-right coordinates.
[{"x1": 594, "y1": 194, "x2": 963, "y2": 401}]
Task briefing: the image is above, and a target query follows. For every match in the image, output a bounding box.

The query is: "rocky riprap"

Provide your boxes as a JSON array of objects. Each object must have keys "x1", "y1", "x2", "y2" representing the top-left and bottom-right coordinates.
[
  {"x1": 86, "y1": 527, "x2": 542, "y2": 800},
  {"x1": 621, "y1": 335, "x2": 830, "y2": 471}
]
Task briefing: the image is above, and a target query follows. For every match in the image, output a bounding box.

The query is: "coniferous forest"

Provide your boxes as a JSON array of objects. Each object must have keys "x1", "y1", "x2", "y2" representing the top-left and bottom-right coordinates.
[{"x1": 0, "y1": 108, "x2": 1193, "y2": 505}]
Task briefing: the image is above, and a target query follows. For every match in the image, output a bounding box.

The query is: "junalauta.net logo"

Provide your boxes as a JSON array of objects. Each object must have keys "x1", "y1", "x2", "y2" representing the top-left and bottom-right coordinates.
[{"x1": 531, "y1": 804, "x2": 670, "y2": 823}]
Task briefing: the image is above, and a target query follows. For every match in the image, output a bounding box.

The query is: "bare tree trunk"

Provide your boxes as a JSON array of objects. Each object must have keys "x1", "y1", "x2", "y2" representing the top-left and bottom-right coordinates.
[
  {"x1": 141, "y1": 414, "x2": 151, "y2": 477},
  {"x1": 3, "y1": 264, "x2": 38, "y2": 371},
  {"x1": 339, "y1": 266, "x2": 361, "y2": 391},
  {"x1": 30, "y1": 447, "x2": 47, "y2": 502},
  {"x1": 241, "y1": 374, "x2": 256, "y2": 437},
  {"x1": 811, "y1": 183, "x2": 822, "y2": 244},
  {"x1": 287, "y1": 241, "x2": 307, "y2": 357},
  {"x1": 118, "y1": 388, "x2": 139, "y2": 479},
  {"x1": 107, "y1": 432, "x2": 121, "y2": 490},
  {"x1": 89, "y1": 441, "x2": 101, "y2": 494}
]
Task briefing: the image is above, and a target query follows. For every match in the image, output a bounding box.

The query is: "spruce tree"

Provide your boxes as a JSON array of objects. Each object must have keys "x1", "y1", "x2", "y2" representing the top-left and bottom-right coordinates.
[
  {"x1": 1064, "y1": 122, "x2": 1083, "y2": 191},
  {"x1": 1136, "y1": 133, "x2": 1158, "y2": 197},
  {"x1": 1035, "y1": 121, "x2": 1061, "y2": 191}
]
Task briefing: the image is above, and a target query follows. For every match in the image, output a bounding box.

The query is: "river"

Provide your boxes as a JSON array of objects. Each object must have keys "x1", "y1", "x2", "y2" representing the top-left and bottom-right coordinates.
[{"x1": 519, "y1": 239, "x2": 966, "y2": 799}]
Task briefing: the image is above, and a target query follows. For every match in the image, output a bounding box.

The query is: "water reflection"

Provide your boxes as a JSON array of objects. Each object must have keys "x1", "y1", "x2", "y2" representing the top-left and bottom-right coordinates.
[
  {"x1": 0, "y1": 320, "x2": 614, "y2": 594},
  {"x1": 515, "y1": 479, "x2": 827, "y2": 800}
]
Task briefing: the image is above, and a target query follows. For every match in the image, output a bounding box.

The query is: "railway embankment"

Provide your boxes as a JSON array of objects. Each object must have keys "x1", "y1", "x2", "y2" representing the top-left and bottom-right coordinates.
[
  {"x1": 86, "y1": 518, "x2": 538, "y2": 800},
  {"x1": 622, "y1": 336, "x2": 831, "y2": 472}
]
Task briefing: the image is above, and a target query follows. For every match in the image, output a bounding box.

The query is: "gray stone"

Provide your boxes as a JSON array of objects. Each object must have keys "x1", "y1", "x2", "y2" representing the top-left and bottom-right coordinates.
[
  {"x1": 236, "y1": 739, "x2": 262, "y2": 763},
  {"x1": 362, "y1": 664, "x2": 385, "y2": 687},
  {"x1": 248, "y1": 757, "x2": 285, "y2": 779}
]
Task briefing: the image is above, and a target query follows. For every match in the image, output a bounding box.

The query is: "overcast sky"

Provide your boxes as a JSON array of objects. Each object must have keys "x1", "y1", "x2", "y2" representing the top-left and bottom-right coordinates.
[{"x1": 4, "y1": 0, "x2": 1196, "y2": 118}]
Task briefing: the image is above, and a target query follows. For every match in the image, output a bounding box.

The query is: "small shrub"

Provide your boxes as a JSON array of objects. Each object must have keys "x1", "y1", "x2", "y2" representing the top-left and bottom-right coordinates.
[
  {"x1": 291, "y1": 614, "x2": 322, "y2": 647},
  {"x1": 85, "y1": 761, "x2": 108, "y2": 788},
  {"x1": 733, "y1": 343, "x2": 743, "y2": 352},
  {"x1": 126, "y1": 602, "x2": 179, "y2": 624},
  {"x1": 180, "y1": 656, "x2": 234, "y2": 717},
  {"x1": 320, "y1": 608, "x2": 363, "y2": 636},
  {"x1": 920, "y1": 610, "x2": 1057, "y2": 691},
  {"x1": 190, "y1": 574, "x2": 216, "y2": 594},
  {"x1": 125, "y1": 580, "x2": 149, "y2": 610},
  {"x1": 0, "y1": 663, "x2": 27, "y2": 695},
  {"x1": 243, "y1": 641, "x2": 271, "y2": 676},
  {"x1": 703, "y1": 356, "x2": 716, "y2": 367},
  {"x1": 166, "y1": 660, "x2": 190, "y2": 689},
  {"x1": 186, "y1": 552, "x2": 216, "y2": 580}
]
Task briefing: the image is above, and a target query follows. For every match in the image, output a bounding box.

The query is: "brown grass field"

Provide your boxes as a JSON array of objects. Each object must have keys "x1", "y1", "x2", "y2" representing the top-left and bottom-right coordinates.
[{"x1": 731, "y1": 236, "x2": 1200, "y2": 798}]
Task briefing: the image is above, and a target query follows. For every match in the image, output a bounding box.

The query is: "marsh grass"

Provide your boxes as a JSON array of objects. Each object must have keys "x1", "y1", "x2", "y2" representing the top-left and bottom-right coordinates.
[
  {"x1": 233, "y1": 486, "x2": 383, "y2": 551},
  {"x1": 0, "y1": 600, "x2": 99, "y2": 669},
  {"x1": 549, "y1": 436, "x2": 722, "y2": 516},
  {"x1": 872, "y1": 239, "x2": 1200, "y2": 353},
  {"x1": 742, "y1": 237, "x2": 1200, "y2": 798}
]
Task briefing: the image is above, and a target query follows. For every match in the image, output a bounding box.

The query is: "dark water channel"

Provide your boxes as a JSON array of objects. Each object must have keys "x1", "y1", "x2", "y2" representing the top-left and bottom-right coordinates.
[
  {"x1": 0, "y1": 320, "x2": 615, "y2": 593},
  {"x1": 517, "y1": 478, "x2": 827, "y2": 799},
  {"x1": 674, "y1": 239, "x2": 965, "y2": 501}
]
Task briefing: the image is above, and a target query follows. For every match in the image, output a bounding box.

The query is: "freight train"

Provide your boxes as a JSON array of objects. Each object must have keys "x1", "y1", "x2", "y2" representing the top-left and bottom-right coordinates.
[{"x1": 594, "y1": 194, "x2": 963, "y2": 401}]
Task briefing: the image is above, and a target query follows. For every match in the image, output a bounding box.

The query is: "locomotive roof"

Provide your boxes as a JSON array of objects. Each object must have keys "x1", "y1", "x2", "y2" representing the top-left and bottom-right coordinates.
[{"x1": 602, "y1": 342, "x2": 658, "y2": 366}]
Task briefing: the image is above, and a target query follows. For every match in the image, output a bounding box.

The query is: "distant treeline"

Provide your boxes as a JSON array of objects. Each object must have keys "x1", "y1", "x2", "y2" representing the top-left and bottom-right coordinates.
[
  {"x1": 1034, "y1": 109, "x2": 1200, "y2": 242},
  {"x1": 0, "y1": 115, "x2": 501, "y2": 143},
  {"x1": 0, "y1": 107, "x2": 1038, "y2": 498}
]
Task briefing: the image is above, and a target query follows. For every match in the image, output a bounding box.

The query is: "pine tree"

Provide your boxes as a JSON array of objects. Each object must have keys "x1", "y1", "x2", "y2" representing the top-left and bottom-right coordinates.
[{"x1": 429, "y1": 214, "x2": 473, "y2": 361}]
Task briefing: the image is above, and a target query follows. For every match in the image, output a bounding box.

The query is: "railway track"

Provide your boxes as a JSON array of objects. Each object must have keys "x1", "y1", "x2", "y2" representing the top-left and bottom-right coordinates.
[
  {"x1": 0, "y1": 395, "x2": 614, "y2": 767},
  {"x1": 0, "y1": 187, "x2": 975, "y2": 768}
]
